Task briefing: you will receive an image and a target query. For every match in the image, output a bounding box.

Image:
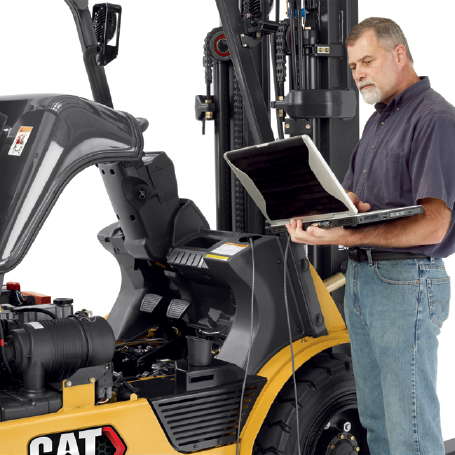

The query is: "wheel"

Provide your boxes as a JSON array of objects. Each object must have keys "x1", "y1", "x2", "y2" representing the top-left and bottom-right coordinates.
[{"x1": 253, "y1": 352, "x2": 370, "y2": 455}]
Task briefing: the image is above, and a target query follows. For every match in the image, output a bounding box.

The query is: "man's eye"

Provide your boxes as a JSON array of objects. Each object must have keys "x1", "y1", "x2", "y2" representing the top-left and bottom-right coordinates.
[{"x1": 365, "y1": 60, "x2": 372, "y2": 65}]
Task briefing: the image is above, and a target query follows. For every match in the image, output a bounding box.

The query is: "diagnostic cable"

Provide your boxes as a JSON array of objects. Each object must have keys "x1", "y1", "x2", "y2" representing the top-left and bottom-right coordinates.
[
  {"x1": 236, "y1": 237, "x2": 256, "y2": 455},
  {"x1": 283, "y1": 234, "x2": 302, "y2": 455}
]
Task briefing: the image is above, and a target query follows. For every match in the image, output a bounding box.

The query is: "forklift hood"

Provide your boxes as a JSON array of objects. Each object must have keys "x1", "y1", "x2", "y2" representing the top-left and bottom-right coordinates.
[{"x1": 0, "y1": 94, "x2": 144, "y2": 274}]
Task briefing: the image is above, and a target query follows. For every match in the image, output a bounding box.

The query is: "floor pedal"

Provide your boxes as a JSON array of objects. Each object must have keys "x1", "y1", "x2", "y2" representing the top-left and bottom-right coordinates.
[
  {"x1": 140, "y1": 294, "x2": 163, "y2": 313},
  {"x1": 167, "y1": 299, "x2": 191, "y2": 319}
]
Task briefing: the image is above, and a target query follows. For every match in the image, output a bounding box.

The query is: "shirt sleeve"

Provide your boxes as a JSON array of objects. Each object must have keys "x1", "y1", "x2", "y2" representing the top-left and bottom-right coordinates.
[{"x1": 409, "y1": 115, "x2": 455, "y2": 211}]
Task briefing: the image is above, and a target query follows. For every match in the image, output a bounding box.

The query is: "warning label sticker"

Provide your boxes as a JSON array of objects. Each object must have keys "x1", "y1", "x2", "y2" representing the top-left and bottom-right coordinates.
[
  {"x1": 8, "y1": 126, "x2": 33, "y2": 157},
  {"x1": 26, "y1": 322, "x2": 44, "y2": 330},
  {"x1": 211, "y1": 242, "x2": 249, "y2": 256},
  {"x1": 205, "y1": 254, "x2": 229, "y2": 261}
]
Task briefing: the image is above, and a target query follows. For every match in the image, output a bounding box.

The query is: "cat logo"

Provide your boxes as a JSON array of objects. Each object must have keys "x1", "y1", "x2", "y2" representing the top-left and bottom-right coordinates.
[{"x1": 28, "y1": 426, "x2": 127, "y2": 455}]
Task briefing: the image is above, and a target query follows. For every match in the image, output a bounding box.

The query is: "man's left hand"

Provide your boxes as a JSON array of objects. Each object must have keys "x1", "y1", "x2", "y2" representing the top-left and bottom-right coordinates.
[{"x1": 286, "y1": 219, "x2": 350, "y2": 245}]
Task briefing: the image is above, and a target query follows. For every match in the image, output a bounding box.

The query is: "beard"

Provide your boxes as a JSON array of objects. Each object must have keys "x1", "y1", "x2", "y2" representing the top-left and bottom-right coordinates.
[{"x1": 358, "y1": 80, "x2": 383, "y2": 105}]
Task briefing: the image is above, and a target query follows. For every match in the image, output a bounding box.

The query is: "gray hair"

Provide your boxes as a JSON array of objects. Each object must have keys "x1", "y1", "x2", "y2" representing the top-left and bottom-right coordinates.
[{"x1": 345, "y1": 17, "x2": 414, "y2": 64}]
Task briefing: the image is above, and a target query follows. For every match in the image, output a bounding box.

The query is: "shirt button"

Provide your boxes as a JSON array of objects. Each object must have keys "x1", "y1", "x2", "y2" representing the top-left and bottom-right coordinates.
[
  {"x1": 397, "y1": 108, "x2": 400, "y2": 111},
  {"x1": 371, "y1": 145, "x2": 375, "y2": 149},
  {"x1": 381, "y1": 122, "x2": 385, "y2": 125},
  {"x1": 364, "y1": 170, "x2": 367, "y2": 173}
]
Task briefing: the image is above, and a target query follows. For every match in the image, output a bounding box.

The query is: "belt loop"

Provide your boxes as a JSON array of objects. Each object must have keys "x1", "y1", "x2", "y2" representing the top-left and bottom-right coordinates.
[
  {"x1": 366, "y1": 248, "x2": 373, "y2": 266},
  {"x1": 431, "y1": 257, "x2": 435, "y2": 263}
]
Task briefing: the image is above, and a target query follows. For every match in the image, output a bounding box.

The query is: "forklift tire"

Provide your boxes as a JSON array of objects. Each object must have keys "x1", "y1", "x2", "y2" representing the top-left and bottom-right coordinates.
[{"x1": 253, "y1": 352, "x2": 370, "y2": 455}]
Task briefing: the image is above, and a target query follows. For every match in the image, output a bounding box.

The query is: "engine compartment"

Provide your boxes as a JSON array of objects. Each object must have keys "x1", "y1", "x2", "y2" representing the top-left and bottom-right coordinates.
[
  {"x1": 0, "y1": 276, "x2": 270, "y2": 453},
  {"x1": 0, "y1": 271, "x2": 255, "y2": 424}
]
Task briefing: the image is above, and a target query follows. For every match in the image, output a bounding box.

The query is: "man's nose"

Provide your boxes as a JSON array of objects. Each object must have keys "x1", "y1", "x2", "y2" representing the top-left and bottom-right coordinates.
[{"x1": 355, "y1": 68, "x2": 367, "y2": 82}]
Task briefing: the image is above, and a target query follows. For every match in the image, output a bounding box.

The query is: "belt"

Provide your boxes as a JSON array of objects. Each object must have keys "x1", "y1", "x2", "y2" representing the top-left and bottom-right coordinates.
[{"x1": 347, "y1": 248, "x2": 430, "y2": 262}]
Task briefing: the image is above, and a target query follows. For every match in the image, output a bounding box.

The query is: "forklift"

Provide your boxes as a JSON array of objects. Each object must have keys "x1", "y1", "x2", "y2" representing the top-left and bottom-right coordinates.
[{"x1": 0, "y1": 1, "x2": 453, "y2": 454}]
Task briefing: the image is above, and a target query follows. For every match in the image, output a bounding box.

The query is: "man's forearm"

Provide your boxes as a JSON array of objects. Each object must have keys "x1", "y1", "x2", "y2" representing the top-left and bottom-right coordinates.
[
  {"x1": 343, "y1": 198, "x2": 451, "y2": 248},
  {"x1": 286, "y1": 198, "x2": 451, "y2": 248},
  {"x1": 342, "y1": 216, "x2": 434, "y2": 248}
]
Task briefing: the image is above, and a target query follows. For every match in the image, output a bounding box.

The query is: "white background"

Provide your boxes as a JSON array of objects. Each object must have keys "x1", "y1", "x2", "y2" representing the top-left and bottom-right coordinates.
[{"x1": 1, "y1": 0, "x2": 454, "y2": 441}]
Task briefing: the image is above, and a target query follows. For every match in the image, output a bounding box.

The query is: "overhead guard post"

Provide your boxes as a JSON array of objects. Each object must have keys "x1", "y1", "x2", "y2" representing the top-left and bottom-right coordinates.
[{"x1": 64, "y1": 0, "x2": 114, "y2": 108}]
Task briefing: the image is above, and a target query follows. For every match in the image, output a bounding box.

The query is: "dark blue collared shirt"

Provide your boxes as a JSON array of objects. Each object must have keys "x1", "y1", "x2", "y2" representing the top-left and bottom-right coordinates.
[{"x1": 343, "y1": 77, "x2": 455, "y2": 258}]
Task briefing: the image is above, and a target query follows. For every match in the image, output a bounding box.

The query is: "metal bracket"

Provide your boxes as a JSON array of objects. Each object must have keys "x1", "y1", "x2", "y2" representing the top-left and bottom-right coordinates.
[
  {"x1": 285, "y1": 118, "x2": 313, "y2": 136},
  {"x1": 315, "y1": 44, "x2": 344, "y2": 58},
  {"x1": 239, "y1": 33, "x2": 263, "y2": 49},
  {"x1": 65, "y1": 363, "x2": 113, "y2": 388}
]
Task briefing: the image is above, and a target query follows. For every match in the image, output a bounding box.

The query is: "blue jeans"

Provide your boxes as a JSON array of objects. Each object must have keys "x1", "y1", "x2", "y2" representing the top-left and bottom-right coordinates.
[{"x1": 344, "y1": 253, "x2": 450, "y2": 455}]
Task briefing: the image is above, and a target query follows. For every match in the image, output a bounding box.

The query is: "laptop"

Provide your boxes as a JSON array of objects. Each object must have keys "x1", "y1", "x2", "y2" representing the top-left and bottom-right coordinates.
[{"x1": 224, "y1": 135, "x2": 423, "y2": 233}]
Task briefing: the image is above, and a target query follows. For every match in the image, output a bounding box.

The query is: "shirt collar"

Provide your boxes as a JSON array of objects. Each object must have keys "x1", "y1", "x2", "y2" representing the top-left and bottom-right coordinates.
[{"x1": 374, "y1": 76, "x2": 431, "y2": 112}]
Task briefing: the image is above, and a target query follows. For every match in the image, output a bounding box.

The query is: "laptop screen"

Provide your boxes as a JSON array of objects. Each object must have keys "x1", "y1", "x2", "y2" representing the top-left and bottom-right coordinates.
[{"x1": 226, "y1": 136, "x2": 348, "y2": 221}]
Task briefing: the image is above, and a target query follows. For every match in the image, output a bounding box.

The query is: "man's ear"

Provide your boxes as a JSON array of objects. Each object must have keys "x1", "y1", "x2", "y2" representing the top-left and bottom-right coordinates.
[{"x1": 395, "y1": 44, "x2": 407, "y2": 65}]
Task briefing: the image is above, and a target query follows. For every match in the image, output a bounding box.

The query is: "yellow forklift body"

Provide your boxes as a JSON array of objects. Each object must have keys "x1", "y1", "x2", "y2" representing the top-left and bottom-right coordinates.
[
  {"x1": 239, "y1": 264, "x2": 348, "y2": 453},
  {"x1": 0, "y1": 264, "x2": 348, "y2": 455}
]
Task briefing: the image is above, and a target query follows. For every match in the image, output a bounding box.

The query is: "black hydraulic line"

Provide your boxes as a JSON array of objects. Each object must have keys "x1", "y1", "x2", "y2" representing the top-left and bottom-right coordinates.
[
  {"x1": 289, "y1": 1, "x2": 299, "y2": 90},
  {"x1": 297, "y1": 1, "x2": 305, "y2": 89},
  {"x1": 214, "y1": 62, "x2": 233, "y2": 230},
  {"x1": 216, "y1": 0, "x2": 275, "y2": 144},
  {"x1": 305, "y1": 3, "x2": 323, "y2": 273},
  {"x1": 12, "y1": 307, "x2": 58, "y2": 320},
  {"x1": 64, "y1": 0, "x2": 114, "y2": 108}
]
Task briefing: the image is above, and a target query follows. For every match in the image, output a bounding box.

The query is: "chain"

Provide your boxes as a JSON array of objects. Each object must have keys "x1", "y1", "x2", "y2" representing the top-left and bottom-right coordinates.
[
  {"x1": 233, "y1": 75, "x2": 245, "y2": 233},
  {"x1": 276, "y1": 19, "x2": 289, "y2": 84}
]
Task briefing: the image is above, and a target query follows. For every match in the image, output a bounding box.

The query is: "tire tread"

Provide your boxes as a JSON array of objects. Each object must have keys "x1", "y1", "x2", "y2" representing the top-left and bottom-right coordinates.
[{"x1": 252, "y1": 352, "x2": 355, "y2": 455}]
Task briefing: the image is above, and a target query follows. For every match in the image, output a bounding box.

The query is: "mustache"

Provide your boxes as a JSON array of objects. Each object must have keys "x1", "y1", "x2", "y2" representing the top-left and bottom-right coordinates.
[{"x1": 358, "y1": 80, "x2": 378, "y2": 90}]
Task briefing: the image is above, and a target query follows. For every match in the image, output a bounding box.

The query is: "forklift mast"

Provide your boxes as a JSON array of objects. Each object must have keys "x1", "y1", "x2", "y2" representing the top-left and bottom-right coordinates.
[
  {"x1": 200, "y1": 0, "x2": 359, "y2": 308},
  {"x1": 199, "y1": 0, "x2": 359, "y2": 311}
]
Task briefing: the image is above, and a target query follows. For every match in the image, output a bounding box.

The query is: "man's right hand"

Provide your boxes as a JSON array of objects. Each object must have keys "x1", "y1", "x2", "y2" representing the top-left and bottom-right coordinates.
[{"x1": 346, "y1": 191, "x2": 371, "y2": 213}]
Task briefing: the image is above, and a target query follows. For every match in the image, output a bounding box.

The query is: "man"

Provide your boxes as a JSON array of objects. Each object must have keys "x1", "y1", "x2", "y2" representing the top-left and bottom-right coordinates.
[{"x1": 286, "y1": 18, "x2": 454, "y2": 455}]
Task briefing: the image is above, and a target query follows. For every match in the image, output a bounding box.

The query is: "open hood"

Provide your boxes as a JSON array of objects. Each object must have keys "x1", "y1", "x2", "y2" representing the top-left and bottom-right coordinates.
[{"x1": 0, "y1": 94, "x2": 143, "y2": 274}]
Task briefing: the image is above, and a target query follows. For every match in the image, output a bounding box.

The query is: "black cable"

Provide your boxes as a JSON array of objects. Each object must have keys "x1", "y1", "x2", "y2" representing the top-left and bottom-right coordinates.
[
  {"x1": 283, "y1": 235, "x2": 301, "y2": 455},
  {"x1": 15, "y1": 290, "x2": 25, "y2": 306},
  {"x1": 289, "y1": 0, "x2": 299, "y2": 90},
  {"x1": 12, "y1": 307, "x2": 58, "y2": 320},
  {"x1": 297, "y1": 0, "x2": 304, "y2": 89},
  {"x1": 236, "y1": 237, "x2": 256, "y2": 455}
]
